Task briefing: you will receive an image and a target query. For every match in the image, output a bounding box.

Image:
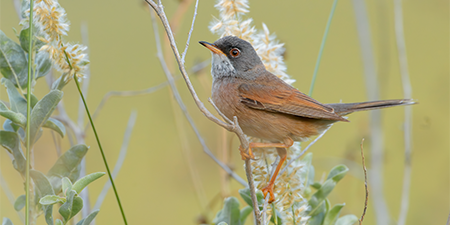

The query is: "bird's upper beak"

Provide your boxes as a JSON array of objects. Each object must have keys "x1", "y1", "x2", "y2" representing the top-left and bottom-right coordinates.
[{"x1": 199, "y1": 41, "x2": 226, "y2": 56}]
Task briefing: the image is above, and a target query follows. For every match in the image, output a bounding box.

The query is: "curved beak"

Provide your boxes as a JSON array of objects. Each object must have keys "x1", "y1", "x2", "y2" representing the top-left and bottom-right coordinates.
[{"x1": 199, "y1": 41, "x2": 226, "y2": 56}]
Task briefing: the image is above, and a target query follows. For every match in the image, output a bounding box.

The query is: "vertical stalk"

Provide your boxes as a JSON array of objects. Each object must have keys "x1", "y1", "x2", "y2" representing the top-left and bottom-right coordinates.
[
  {"x1": 308, "y1": 0, "x2": 339, "y2": 97},
  {"x1": 25, "y1": 0, "x2": 35, "y2": 224},
  {"x1": 73, "y1": 77, "x2": 128, "y2": 225}
]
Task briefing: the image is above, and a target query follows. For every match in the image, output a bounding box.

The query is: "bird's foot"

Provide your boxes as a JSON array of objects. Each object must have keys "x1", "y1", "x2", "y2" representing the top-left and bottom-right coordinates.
[
  {"x1": 261, "y1": 182, "x2": 275, "y2": 203},
  {"x1": 239, "y1": 145, "x2": 255, "y2": 160}
]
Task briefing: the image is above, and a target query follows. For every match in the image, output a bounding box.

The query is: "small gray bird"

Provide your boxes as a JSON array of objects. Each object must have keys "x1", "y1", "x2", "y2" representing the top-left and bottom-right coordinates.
[{"x1": 200, "y1": 35, "x2": 415, "y2": 203}]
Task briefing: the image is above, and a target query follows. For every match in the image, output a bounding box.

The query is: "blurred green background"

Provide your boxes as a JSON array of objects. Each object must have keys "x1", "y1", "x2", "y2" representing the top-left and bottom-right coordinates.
[{"x1": 0, "y1": 0, "x2": 448, "y2": 224}]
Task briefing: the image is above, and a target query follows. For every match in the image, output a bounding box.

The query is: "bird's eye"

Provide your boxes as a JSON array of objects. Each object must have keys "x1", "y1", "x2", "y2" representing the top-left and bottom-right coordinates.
[{"x1": 230, "y1": 48, "x2": 240, "y2": 57}]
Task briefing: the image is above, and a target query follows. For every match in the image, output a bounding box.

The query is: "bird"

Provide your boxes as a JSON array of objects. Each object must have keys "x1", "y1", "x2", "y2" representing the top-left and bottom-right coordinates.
[{"x1": 199, "y1": 35, "x2": 415, "y2": 203}]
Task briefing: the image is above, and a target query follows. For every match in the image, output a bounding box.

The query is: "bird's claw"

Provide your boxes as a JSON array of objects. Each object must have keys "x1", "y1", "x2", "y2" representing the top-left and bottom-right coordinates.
[
  {"x1": 239, "y1": 145, "x2": 255, "y2": 160},
  {"x1": 261, "y1": 183, "x2": 275, "y2": 203}
]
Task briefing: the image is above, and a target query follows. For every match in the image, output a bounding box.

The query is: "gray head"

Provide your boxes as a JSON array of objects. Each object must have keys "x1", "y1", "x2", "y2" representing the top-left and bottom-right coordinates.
[{"x1": 199, "y1": 36, "x2": 264, "y2": 80}]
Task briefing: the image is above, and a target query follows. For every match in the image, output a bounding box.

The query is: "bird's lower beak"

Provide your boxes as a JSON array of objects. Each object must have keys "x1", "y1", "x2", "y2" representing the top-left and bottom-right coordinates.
[{"x1": 199, "y1": 41, "x2": 226, "y2": 56}]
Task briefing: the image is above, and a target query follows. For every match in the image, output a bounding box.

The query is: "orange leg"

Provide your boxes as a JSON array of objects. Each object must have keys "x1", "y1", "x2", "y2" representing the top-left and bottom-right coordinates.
[
  {"x1": 261, "y1": 151, "x2": 287, "y2": 203},
  {"x1": 239, "y1": 140, "x2": 293, "y2": 160},
  {"x1": 244, "y1": 138, "x2": 293, "y2": 203}
]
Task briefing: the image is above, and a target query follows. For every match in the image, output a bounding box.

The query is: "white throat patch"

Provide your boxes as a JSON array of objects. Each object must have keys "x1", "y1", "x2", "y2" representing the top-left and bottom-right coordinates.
[{"x1": 211, "y1": 53, "x2": 236, "y2": 81}]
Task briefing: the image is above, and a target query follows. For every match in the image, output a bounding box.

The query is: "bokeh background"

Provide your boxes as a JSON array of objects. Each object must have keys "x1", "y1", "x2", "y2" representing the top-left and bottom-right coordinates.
[{"x1": 0, "y1": 0, "x2": 448, "y2": 224}]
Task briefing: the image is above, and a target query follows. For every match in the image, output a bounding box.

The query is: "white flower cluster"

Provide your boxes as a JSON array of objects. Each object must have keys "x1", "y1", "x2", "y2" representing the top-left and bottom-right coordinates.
[
  {"x1": 21, "y1": 0, "x2": 89, "y2": 80},
  {"x1": 210, "y1": 0, "x2": 310, "y2": 224}
]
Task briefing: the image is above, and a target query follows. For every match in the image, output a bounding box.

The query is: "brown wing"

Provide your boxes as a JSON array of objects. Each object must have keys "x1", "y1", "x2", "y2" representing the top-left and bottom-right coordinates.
[{"x1": 238, "y1": 78, "x2": 348, "y2": 122}]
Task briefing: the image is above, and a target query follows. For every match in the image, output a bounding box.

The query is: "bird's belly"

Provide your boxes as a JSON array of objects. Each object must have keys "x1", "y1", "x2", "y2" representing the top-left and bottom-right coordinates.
[{"x1": 211, "y1": 80, "x2": 332, "y2": 143}]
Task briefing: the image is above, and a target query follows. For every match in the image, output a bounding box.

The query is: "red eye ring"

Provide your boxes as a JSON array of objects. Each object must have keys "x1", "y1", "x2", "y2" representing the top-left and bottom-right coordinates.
[{"x1": 230, "y1": 48, "x2": 240, "y2": 57}]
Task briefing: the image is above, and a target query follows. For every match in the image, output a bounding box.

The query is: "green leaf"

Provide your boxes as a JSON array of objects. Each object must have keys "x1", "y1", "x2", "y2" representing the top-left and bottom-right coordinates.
[
  {"x1": 36, "y1": 51, "x2": 52, "y2": 79},
  {"x1": 76, "y1": 210, "x2": 100, "y2": 225},
  {"x1": 43, "y1": 118, "x2": 65, "y2": 138},
  {"x1": 2, "y1": 78, "x2": 27, "y2": 115},
  {"x1": 59, "y1": 190, "x2": 83, "y2": 222},
  {"x1": 0, "y1": 30, "x2": 28, "y2": 88},
  {"x1": 2, "y1": 218, "x2": 13, "y2": 225},
  {"x1": 335, "y1": 215, "x2": 358, "y2": 225},
  {"x1": 19, "y1": 27, "x2": 45, "y2": 53},
  {"x1": 326, "y1": 165, "x2": 349, "y2": 182},
  {"x1": 39, "y1": 195, "x2": 65, "y2": 205},
  {"x1": 24, "y1": 93, "x2": 39, "y2": 108},
  {"x1": 3, "y1": 119, "x2": 15, "y2": 132},
  {"x1": 308, "y1": 165, "x2": 349, "y2": 216},
  {"x1": 62, "y1": 177, "x2": 73, "y2": 196},
  {"x1": 30, "y1": 170, "x2": 55, "y2": 197},
  {"x1": 0, "y1": 101, "x2": 26, "y2": 126},
  {"x1": 238, "y1": 188, "x2": 264, "y2": 209},
  {"x1": 0, "y1": 131, "x2": 26, "y2": 174},
  {"x1": 14, "y1": 195, "x2": 25, "y2": 211},
  {"x1": 239, "y1": 206, "x2": 252, "y2": 225},
  {"x1": 29, "y1": 90, "x2": 63, "y2": 144},
  {"x1": 72, "y1": 172, "x2": 105, "y2": 194},
  {"x1": 213, "y1": 197, "x2": 241, "y2": 225},
  {"x1": 44, "y1": 205, "x2": 54, "y2": 225},
  {"x1": 47, "y1": 144, "x2": 89, "y2": 193},
  {"x1": 308, "y1": 202, "x2": 327, "y2": 225},
  {"x1": 55, "y1": 219, "x2": 63, "y2": 225},
  {"x1": 311, "y1": 182, "x2": 322, "y2": 190},
  {"x1": 323, "y1": 204, "x2": 345, "y2": 225}
]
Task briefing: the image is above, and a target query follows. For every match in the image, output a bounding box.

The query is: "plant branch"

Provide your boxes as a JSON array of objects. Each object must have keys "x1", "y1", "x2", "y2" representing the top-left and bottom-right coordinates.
[
  {"x1": 359, "y1": 139, "x2": 368, "y2": 225},
  {"x1": 149, "y1": 6, "x2": 246, "y2": 186},
  {"x1": 145, "y1": 1, "x2": 261, "y2": 223},
  {"x1": 180, "y1": 0, "x2": 199, "y2": 64},
  {"x1": 394, "y1": 0, "x2": 413, "y2": 224},
  {"x1": 351, "y1": 0, "x2": 390, "y2": 223},
  {"x1": 87, "y1": 81, "x2": 169, "y2": 131}
]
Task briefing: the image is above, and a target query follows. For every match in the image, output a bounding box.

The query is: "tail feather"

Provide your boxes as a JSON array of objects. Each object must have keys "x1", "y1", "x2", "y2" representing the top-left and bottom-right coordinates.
[{"x1": 327, "y1": 99, "x2": 417, "y2": 116}]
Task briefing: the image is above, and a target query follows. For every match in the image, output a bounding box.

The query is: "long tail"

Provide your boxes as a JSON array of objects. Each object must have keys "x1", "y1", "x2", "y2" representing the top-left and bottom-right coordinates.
[{"x1": 327, "y1": 99, "x2": 417, "y2": 116}]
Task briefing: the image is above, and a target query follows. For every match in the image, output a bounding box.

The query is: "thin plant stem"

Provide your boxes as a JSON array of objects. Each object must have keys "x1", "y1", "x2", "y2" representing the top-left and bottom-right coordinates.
[
  {"x1": 63, "y1": 49, "x2": 128, "y2": 224},
  {"x1": 352, "y1": 0, "x2": 390, "y2": 222},
  {"x1": 308, "y1": 0, "x2": 339, "y2": 97},
  {"x1": 394, "y1": 0, "x2": 413, "y2": 224},
  {"x1": 73, "y1": 77, "x2": 128, "y2": 225},
  {"x1": 25, "y1": 0, "x2": 34, "y2": 223},
  {"x1": 359, "y1": 139, "x2": 368, "y2": 225}
]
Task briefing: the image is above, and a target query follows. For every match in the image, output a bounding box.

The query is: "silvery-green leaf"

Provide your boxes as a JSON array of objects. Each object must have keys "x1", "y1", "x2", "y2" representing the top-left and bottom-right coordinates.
[
  {"x1": 308, "y1": 165, "x2": 349, "y2": 216},
  {"x1": 76, "y1": 210, "x2": 100, "y2": 225},
  {"x1": 335, "y1": 215, "x2": 359, "y2": 225},
  {"x1": 323, "y1": 204, "x2": 345, "y2": 225},
  {"x1": 0, "y1": 30, "x2": 28, "y2": 88},
  {"x1": 0, "y1": 131, "x2": 25, "y2": 174},
  {"x1": 29, "y1": 90, "x2": 63, "y2": 144},
  {"x1": 72, "y1": 172, "x2": 105, "y2": 194},
  {"x1": 2, "y1": 78, "x2": 27, "y2": 115},
  {"x1": 36, "y1": 51, "x2": 52, "y2": 79},
  {"x1": 2, "y1": 218, "x2": 13, "y2": 225},
  {"x1": 43, "y1": 118, "x2": 65, "y2": 138},
  {"x1": 39, "y1": 195, "x2": 65, "y2": 205},
  {"x1": 213, "y1": 197, "x2": 241, "y2": 225},
  {"x1": 14, "y1": 195, "x2": 25, "y2": 211},
  {"x1": 0, "y1": 101, "x2": 26, "y2": 126},
  {"x1": 30, "y1": 170, "x2": 55, "y2": 197},
  {"x1": 19, "y1": 27, "x2": 45, "y2": 53},
  {"x1": 47, "y1": 144, "x2": 88, "y2": 193},
  {"x1": 59, "y1": 190, "x2": 83, "y2": 222},
  {"x1": 62, "y1": 177, "x2": 73, "y2": 196}
]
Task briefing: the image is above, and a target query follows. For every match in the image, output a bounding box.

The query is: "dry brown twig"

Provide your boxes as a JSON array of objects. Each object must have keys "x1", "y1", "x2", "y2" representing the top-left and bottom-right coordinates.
[
  {"x1": 359, "y1": 139, "x2": 368, "y2": 225},
  {"x1": 144, "y1": 0, "x2": 262, "y2": 223}
]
